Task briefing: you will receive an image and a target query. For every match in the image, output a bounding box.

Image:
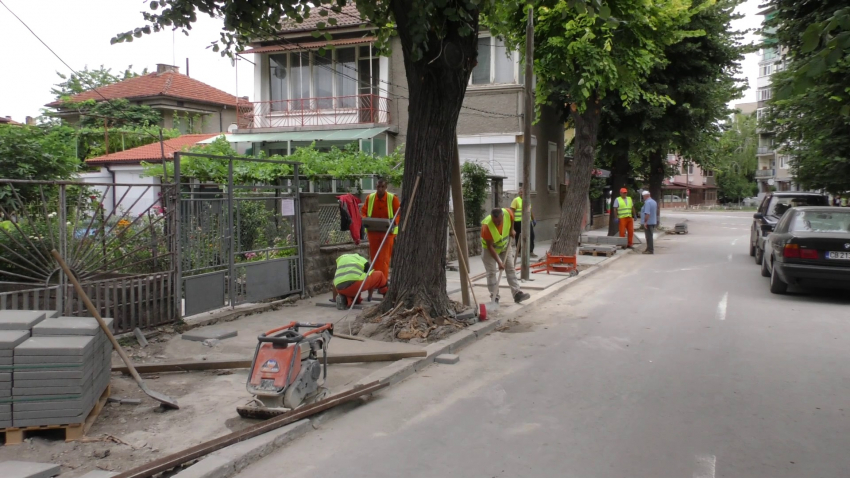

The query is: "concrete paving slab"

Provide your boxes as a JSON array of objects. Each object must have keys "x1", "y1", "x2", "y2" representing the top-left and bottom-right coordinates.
[
  {"x1": 0, "y1": 330, "x2": 30, "y2": 349},
  {"x1": 13, "y1": 368, "x2": 89, "y2": 380},
  {"x1": 0, "y1": 412, "x2": 11, "y2": 420},
  {"x1": 13, "y1": 413, "x2": 87, "y2": 427},
  {"x1": 14, "y1": 354, "x2": 91, "y2": 365},
  {"x1": 181, "y1": 329, "x2": 238, "y2": 342},
  {"x1": 31, "y1": 317, "x2": 100, "y2": 336},
  {"x1": 14, "y1": 377, "x2": 92, "y2": 388},
  {"x1": 0, "y1": 382, "x2": 10, "y2": 390},
  {"x1": 0, "y1": 389, "x2": 10, "y2": 397},
  {"x1": 0, "y1": 404, "x2": 10, "y2": 413},
  {"x1": 435, "y1": 354, "x2": 460, "y2": 364},
  {"x1": 0, "y1": 461, "x2": 61, "y2": 478},
  {"x1": 0, "y1": 357, "x2": 12, "y2": 365},
  {"x1": 13, "y1": 406, "x2": 93, "y2": 420},
  {"x1": 75, "y1": 472, "x2": 118, "y2": 478},
  {"x1": 0, "y1": 349, "x2": 12, "y2": 357},
  {"x1": 0, "y1": 311, "x2": 47, "y2": 330},
  {"x1": 14, "y1": 336, "x2": 95, "y2": 356},
  {"x1": 13, "y1": 384, "x2": 86, "y2": 395},
  {"x1": 12, "y1": 395, "x2": 93, "y2": 412},
  {"x1": 0, "y1": 420, "x2": 11, "y2": 428}
]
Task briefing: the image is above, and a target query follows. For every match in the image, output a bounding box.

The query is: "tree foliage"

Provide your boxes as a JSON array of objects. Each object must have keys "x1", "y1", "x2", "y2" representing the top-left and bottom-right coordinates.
[
  {"x1": 0, "y1": 125, "x2": 81, "y2": 206},
  {"x1": 51, "y1": 65, "x2": 148, "y2": 99},
  {"x1": 765, "y1": 0, "x2": 850, "y2": 193},
  {"x1": 461, "y1": 161, "x2": 490, "y2": 226}
]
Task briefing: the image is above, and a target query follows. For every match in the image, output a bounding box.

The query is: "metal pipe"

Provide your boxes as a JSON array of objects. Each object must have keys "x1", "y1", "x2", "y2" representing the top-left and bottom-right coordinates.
[
  {"x1": 294, "y1": 164, "x2": 306, "y2": 297},
  {"x1": 173, "y1": 153, "x2": 183, "y2": 319},
  {"x1": 227, "y1": 159, "x2": 235, "y2": 308}
]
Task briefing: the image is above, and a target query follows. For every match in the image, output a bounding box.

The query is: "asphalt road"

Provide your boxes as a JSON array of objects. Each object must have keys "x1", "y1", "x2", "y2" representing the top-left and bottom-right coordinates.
[{"x1": 236, "y1": 211, "x2": 850, "y2": 478}]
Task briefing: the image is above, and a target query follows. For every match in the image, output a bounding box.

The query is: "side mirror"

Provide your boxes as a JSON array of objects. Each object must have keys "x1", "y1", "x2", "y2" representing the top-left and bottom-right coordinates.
[{"x1": 753, "y1": 213, "x2": 764, "y2": 220}]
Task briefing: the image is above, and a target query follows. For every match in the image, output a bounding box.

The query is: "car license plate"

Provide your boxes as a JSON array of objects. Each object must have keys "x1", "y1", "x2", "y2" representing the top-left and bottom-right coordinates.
[{"x1": 827, "y1": 251, "x2": 850, "y2": 260}]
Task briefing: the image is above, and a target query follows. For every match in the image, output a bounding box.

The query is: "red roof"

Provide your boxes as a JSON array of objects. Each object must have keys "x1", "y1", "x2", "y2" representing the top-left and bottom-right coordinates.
[
  {"x1": 46, "y1": 72, "x2": 238, "y2": 108},
  {"x1": 0, "y1": 116, "x2": 21, "y2": 125},
  {"x1": 278, "y1": 5, "x2": 367, "y2": 33},
  {"x1": 663, "y1": 181, "x2": 716, "y2": 190},
  {"x1": 85, "y1": 134, "x2": 218, "y2": 164},
  {"x1": 242, "y1": 36, "x2": 376, "y2": 55}
]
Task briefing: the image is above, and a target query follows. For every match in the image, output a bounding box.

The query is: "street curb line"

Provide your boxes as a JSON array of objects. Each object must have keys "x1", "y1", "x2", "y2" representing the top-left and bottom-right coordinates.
[
  {"x1": 171, "y1": 420, "x2": 312, "y2": 478},
  {"x1": 170, "y1": 237, "x2": 650, "y2": 478}
]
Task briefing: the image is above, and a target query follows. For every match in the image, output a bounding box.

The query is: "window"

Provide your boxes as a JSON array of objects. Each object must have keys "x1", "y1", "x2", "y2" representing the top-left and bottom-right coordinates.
[
  {"x1": 760, "y1": 64, "x2": 773, "y2": 77},
  {"x1": 336, "y1": 48, "x2": 357, "y2": 108},
  {"x1": 758, "y1": 87, "x2": 773, "y2": 101},
  {"x1": 472, "y1": 36, "x2": 519, "y2": 85},
  {"x1": 269, "y1": 54, "x2": 289, "y2": 111},
  {"x1": 756, "y1": 108, "x2": 767, "y2": 122},
  {"x1": 314, "y1": 51, "x2": 333, "y2": 109},
  {"x1": 763, "y1": 47, "x2": 778, "y2": 61},
  {"x1": 790, "y1": 211, "x2": 850, "y2": 233},
  {"x1": 291, "y1": 52, "x2": 310, "y2": 109},
  {"x1": 682, "y1": 162, "x2": 694, "y2": 175},
  {"x1": 706, "y1": 169, "x2": 714, "y2": 177},
  {"x1": 548, "y1": 142, "x2": 558, "y2": 191},
  {"x1": 779, "y1": 155, "x2": 792, "y2": 169}
]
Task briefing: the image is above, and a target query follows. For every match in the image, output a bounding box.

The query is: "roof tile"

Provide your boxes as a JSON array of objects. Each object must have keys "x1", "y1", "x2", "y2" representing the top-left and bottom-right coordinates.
[
  {"x1": 278, "y1": 5, "x2": 366, "y2": 33},
  {"x1": 85, "y1": 134, "x2": 219, "y2": 164}
]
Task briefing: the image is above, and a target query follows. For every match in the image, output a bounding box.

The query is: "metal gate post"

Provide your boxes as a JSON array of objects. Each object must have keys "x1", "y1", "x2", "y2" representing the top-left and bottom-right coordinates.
[
  {"x1": 228, "y1": 159, "x2": 236, "y2": 308},
  {"x1": 174, "y1": 153, "x2": 183, "y2": 319},
  {"x1": 293, "y1": 164, "x2": 306, "y2": 298},
  {"x1": 57, "y1": 184, "x2": 67, "y2": 315}
]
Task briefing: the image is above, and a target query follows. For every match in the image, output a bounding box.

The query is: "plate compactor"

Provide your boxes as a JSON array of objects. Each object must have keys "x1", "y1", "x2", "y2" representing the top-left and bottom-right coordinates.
[{"x1": 237, "y1": 322, "x2": 333, "y2": 419}]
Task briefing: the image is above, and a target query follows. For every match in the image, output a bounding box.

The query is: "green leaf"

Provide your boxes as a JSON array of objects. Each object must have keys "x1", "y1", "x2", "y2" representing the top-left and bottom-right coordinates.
[
  {"x1": 598, "y1": 5, "x2": 611, "y2": 20},
  {"x1": 806, "y1": 57, "x2": 826, "y2": 77},
  {"x1": 328, "y1": 17, "x2": 338, "y2": 26},
  {"x1": 317, "y1": 21, "x2": 326, "y2": 29},
  {"x1": 801, "y1": 24, "x2": 822, "y2": 54},
  {"x1": 311, "y1": 30, "x2": 322, "y2": 38}
]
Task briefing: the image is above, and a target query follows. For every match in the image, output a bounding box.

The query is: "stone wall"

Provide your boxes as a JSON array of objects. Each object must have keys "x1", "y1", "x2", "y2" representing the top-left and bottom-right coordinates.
[
  {"x1": 446, "y1": 226, "x2": 483, "y2": 263},
  {"x1": 301, "y1": 193, "x2": 371, "y2": 296}
]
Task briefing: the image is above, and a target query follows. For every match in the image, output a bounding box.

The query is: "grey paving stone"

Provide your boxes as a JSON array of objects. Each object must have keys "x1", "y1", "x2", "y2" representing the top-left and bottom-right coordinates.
[
  {"x1": 0, "y1": 349, "x2": 13, "y2": 357},
  {"x1": 13, "y1": 369, "x2": 88, "y2": 380},
  {"x1": 0, "y1": 412, "x2": 10, "y2": 420},
  {"x1": 14, "y1": 336, "x2": 95, "y2": 356},
  {"x1": 0, "y1": 311, "x2": 47, "y2": 330},
  {"x1": 14, "y1": 376, "x2": 92, "y2": 388},
  {"x1": 31, "y1": 317, "x2": 101, "y2": 336},
  {"x1": 13, "y1": 407, "x2": 92, "y2": 420},
  {"x1": 0, "y1": 382, "x2": 10, "y2": 390},
  {"x1": 0, "y1": 461, "x2": 61, "y2": 478},
  {"x1": 0, "y1": 420, "x2": 11, "y2": 428},
  {"x1": 0, "y1": 330, "x2": 30, "y2": 349},
  {"x1": 13, "y1": 413, "x2": 87, "y2": 427},
  {"x1": 14, "y1": 354, "x2": 90, "y2": 365},
  {"x1": 181, "y1": 329, "x2": 238, "y2": 342},
  {"x1": 0, "y1": 403, "x2": 10, "y2": 412},
  {"x1": 0, "y1": 389, "x2": 10, "y2": 397},
  {"x1": 0, "y1": 357, "x2": 12, "y2": 365},
  {"x1": 435, "y1": 354, "x2": 460, "y2": 364},
  {"x1": 12, "y1": 394, "x2": 92, "y2": 411},
  {"x1": 77, "y1": 472, "x2": 118, "y2": 478},
  {"x1": 13, "y1": 385, "x2": 85, "y2": 396}
]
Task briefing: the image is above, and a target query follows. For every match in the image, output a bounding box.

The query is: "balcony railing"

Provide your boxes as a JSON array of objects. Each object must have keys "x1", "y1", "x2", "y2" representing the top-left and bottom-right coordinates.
[
  {"x1": 757, "y1": 147, "x2": 775, "y2": 155},
  {"x1": 755, "y1": 169, "x2": 775, "y2": 178},
  {"x1": 237, "y1": 95, "x2": 391, "y2": 130}
]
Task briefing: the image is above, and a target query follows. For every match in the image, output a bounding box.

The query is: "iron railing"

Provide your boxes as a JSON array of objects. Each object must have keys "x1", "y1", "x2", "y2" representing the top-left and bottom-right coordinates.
[
  {"x1": 237, "y1": 94, "x2": 391, "y2": 129},
  {"x1": 755, "y1": 169, "x2": 776, "y2": 178},
  {"x1": 757, "y1": 147, "x2": 775, "y2": 155}
]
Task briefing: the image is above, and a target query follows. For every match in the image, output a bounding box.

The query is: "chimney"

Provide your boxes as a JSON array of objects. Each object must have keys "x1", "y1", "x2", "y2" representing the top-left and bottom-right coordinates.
[
  {"x1": 156, "y1": 64, "x2": 180, "y2": 74},
  {"x1": 25, "y1": 116, "x2": 34, "y2": 125}
]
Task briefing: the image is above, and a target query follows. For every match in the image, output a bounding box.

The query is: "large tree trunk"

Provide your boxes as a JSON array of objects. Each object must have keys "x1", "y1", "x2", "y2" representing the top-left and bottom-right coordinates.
[
  {"x1": 377, "y1": 2, "x2": 479, "y2": 318},
  {"x1": 648, "y1": 150, "x2": 665, "y2": 225},
  {"x1": 551, "y1": 101, "x2": 602, "y2": 256},
  {"x1": 606, "y1": 142, "x2": 631, "y2": 236}
]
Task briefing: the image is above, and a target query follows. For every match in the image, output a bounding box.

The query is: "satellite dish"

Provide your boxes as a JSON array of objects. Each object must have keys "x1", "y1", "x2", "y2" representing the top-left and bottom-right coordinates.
[
  {"x1": 227, "y1": 123, "x2": 238, "y2": 134},
  {"x1": 767, "y1": 179, "x2": 775, "y2": 186}
]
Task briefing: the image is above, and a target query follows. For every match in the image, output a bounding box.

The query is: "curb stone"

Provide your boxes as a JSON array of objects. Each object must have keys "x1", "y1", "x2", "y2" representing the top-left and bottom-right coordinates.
[
  {"x1": 171, "y1": 420, "x2": 311, "y2": 478},
  {"x1": 170, "y1": 236, "x2": 653, "y2": 478}
]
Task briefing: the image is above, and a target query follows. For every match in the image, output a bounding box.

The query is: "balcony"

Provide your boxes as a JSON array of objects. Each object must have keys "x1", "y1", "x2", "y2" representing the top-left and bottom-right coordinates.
[
  {"x1": 237, "y1": 95, "x2": 391, "y2": 130},
  {"x1": 755, "y1": 169, "x2": 775, "y2": 179},
  {"x1": 757, "y1": 146, "x2": 775, "y2": 155}
]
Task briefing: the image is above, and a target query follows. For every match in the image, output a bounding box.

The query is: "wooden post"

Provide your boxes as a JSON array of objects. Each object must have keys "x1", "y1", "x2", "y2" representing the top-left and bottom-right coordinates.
[
  {"x1": 450, "y1": 139, "x2": 471, "y2": 306},
  {"x1": 521, "y1": 4, "x2": 534, "y2": 280}
]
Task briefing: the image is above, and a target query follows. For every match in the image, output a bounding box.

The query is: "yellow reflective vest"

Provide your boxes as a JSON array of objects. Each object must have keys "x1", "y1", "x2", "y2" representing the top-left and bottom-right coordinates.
[
  {"x1": 616, "y1": 197, "x2": 634, "y2": 219},
  {"x1": 333, "y1": 254, "x2": 369, "y2": 289},
  {"x1": 480, "y1": 208, "x2": 511, "y2": 253},
  {"x1": 366, "y1": 192, "x2": 399, "y2": 234}
]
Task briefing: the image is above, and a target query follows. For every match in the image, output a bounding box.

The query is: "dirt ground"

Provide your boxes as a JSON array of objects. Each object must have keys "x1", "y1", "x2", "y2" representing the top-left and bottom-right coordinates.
[{"x1": 0, "y1": 300, "x2": 422, "y2": 477}]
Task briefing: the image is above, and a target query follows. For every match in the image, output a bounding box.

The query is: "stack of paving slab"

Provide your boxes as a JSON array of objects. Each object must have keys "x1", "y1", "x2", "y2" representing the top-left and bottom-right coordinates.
[
  {"x1": 580, "y1": 234, "x2": 628, "y2": 247},
  {"x1": 0, "y1": 310, "x2": 113, "y2": 429}
]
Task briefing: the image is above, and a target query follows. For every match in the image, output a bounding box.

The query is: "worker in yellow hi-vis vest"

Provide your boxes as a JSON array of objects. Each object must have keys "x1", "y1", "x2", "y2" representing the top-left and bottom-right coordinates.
[
  {"x1": 481, "y1": 208, "x2": 530, "y2": 304},
  {"x1": 510, "y1": 187, "x2": 537, "y2": 258},
  {"x1": 613, "y1": 188, "x2": 636, "y2": 248},
  {"x1": 361, "y1": 178, "x2": 400, "y2": 282}
]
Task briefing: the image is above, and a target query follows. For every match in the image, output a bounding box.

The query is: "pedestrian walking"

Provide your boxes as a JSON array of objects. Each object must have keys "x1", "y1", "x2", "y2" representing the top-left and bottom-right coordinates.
[
  {"x1": 614, "y1": 188, "x2": 636, "y2": 248},
  {"x1": 332, "y1": 253, "x2": 387, "y2": 308},
  {"x1": 480, "y1": 208, "x2": 530, "y2": 304},
  {"x1": 361, "y1": 178, "x2": 400, "y2": 283},
  {"x1": 510, "y1": 187, "x2": 537, "y2": 258},
  {"x1": 641, "y1": 190, "x2": 658, "y2": 255}
]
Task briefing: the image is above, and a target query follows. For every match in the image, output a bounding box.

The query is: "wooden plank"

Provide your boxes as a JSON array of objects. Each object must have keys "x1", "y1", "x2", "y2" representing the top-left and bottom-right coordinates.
[
  {"x1": 82, "y1": 384, "x2": 111, "y2": 436},
  {"x1": 146, "y1": 275, "x2": 153, "y2": 328},
  {"x1": 129, "y1": 278, "x2": 137, "y2": 330},
  {"x1": 112, "y1": 350, "x2": 428, "y2": 375}
]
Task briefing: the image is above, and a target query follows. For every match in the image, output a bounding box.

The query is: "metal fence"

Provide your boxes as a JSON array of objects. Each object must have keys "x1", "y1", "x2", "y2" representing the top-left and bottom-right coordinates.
[
  {"x1": 174, "y1": 152, "x2": 305, "y2": 317},
  {"x1": 0, "y1": 180, "x2": 179, "y2": 334},
  {"x1": 319, "y1": 204, "x2": 362, "y2": 245}
]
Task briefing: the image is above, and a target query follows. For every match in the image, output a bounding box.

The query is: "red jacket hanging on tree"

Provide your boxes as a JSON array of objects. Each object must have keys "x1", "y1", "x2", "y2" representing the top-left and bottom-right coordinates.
[{"x1": 337, "y1": 193, "x2": 363, "y2": 244}]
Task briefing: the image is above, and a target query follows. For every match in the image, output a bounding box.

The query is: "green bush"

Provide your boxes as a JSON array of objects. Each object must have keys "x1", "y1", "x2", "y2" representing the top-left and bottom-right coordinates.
[{"x1": 461, "y1": 162, "x2": 490, "y2": 226}]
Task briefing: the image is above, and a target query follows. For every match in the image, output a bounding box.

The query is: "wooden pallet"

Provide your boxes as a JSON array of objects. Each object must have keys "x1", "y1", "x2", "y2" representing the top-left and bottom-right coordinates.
[
  {"x1": 1, "y1": 384, "x2": 110, "y2": 446},
  {"x1": 578, "y1": 248, "x2": 616, "y2": 257}
]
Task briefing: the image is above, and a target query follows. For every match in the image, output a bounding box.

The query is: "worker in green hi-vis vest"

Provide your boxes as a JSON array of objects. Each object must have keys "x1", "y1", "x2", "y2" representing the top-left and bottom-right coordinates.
[{"x1": 510, "y1": 187, "x2": 537, "y2": 258}]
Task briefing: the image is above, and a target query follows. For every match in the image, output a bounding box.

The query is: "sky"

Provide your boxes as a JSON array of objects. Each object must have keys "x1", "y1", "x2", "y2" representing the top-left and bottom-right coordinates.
[{"x1": 1, "y1": 0, "x2": 764, "y2": 124}]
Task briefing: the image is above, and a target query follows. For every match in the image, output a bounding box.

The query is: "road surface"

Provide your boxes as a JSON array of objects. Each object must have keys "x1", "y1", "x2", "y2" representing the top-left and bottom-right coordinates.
[{"x1": 236, "y1": 211, "x2": 850, "y2": 478}]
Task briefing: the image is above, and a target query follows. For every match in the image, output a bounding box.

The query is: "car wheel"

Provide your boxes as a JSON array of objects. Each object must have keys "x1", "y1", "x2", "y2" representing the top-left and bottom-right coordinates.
[
  {"x1": 760, "y1": 251, "x2": 770, "y2": 277},
  {"x1": 769, "y1": 260, "x2": 788, "y2": 294},
  {"x1": 754, "y1": 246, "x2": 763, "y2": 265}
]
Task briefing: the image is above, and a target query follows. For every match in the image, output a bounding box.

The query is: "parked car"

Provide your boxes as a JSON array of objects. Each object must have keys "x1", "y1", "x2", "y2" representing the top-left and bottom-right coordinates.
[
  {"x1": 761, "y1": 207, "x2": 850, "y2": 294},
  {"x1": 750, "y1": 192, "x2": 829, "y2": 264}
]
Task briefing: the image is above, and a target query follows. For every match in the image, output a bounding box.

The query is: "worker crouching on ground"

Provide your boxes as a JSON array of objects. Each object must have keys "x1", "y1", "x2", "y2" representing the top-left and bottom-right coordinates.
[
  {"x1": 481, "y1": 208, "x2": 531, "y2": 304},
  {"x1": 361, "y1": 178, "x2": 400, "y2": 285},
  {"x1": 333, "y1": 253, "x2": 387, "y2": 309}
]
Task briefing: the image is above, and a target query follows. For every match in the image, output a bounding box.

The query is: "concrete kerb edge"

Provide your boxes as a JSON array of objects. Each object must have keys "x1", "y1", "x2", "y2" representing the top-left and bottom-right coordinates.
[
  {"x1": 181, "y1": 297, "x2": 298, "y2": 331},
  {"x1": 168, "y1": 241, "x2": 647, "y2": 478}
]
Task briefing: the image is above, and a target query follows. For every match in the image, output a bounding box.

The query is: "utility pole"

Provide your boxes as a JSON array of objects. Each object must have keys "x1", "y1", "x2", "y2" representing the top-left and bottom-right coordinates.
[{"x1": 520, "y1": 3, "x2": 534, "y2": 280}]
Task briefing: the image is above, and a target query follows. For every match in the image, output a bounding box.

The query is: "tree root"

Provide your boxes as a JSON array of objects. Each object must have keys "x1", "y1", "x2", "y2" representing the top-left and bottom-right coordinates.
[{"x1": 350, "y1": 300, "x2": 470, "y2": 343}]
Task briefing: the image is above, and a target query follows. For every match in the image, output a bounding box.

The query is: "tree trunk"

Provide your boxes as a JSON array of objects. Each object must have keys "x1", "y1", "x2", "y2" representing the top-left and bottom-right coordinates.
[
  {"x1": 606, "y1": 142, "x2": 630, "y2": 236},
  {"x1": 551, "y1": 102, "x2": 602, "y2": 256},
  {"x1": 648, "y1": 150, "x2": 665, "y2": 225},
  {"x1": 377, "y1": 2, "x2": 479, "y2": 318}
]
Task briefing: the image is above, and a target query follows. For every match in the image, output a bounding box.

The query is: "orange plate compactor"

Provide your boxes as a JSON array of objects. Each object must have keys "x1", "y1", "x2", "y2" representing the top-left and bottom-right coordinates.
[{"x1": 237, "y1": 322, "x2": 333, "y2": 419}]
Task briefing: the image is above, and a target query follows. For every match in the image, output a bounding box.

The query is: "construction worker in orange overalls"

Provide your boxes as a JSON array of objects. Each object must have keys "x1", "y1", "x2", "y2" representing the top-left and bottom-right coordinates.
[
  {"x1": 614, "y1": 187, "x2": 636, "y2": 248},
  {"x1": 361, "y1": 178, "x2": 400, "y2": 285},
  {"x1": 332, "y1": 253, "x2": 387, "y2": 309}
]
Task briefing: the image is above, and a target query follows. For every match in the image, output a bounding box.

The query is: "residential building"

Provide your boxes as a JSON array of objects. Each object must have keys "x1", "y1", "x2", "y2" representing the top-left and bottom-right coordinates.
[
  {"x1": 81, "y1": 133, "x2": 217, "y2": 215},
  {"x1": 755, "y1": 6, "x2": 796, "y2": 194},
  {"x1": 661, "y1": 154, "x2": 718, "y2": 208},
  {"x1": 230, "y1": 5, "x2": 565, "y2": 241},
  {"x1": 46, "y1": 65, "x2": 239, "y2": 134},
  {"x1": 0, "y1": 116, "x2": 21, "y2": 125}
]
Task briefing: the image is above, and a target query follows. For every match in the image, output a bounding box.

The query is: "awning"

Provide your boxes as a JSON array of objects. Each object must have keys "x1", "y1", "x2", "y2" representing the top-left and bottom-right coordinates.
[
  {"x1": 241, "y1": 37, "x2": 376, "y2": 55},
  {"x1": 199, "y1": 127, "x2": 389, "y2": 144}
]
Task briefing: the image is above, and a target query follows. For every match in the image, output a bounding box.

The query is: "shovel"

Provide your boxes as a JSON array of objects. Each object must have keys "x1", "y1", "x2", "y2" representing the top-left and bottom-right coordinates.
[{"x1": 51, "y1": 250, "x2": 180, "y2": 410}]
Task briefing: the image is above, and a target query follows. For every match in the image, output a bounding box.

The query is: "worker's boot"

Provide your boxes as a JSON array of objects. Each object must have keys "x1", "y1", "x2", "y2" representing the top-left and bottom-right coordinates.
[{"x1": 514, "y1": 291, "x2": 531, "y2": 303}]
